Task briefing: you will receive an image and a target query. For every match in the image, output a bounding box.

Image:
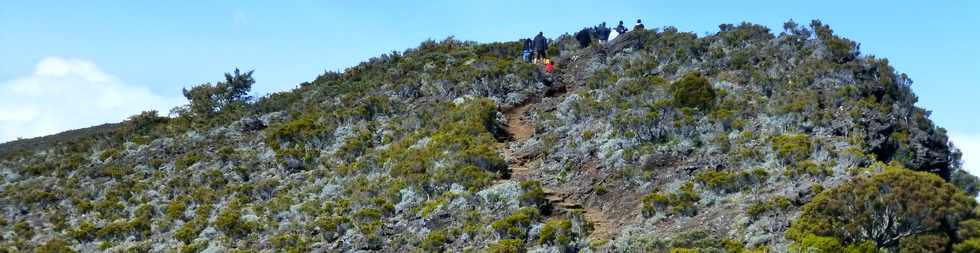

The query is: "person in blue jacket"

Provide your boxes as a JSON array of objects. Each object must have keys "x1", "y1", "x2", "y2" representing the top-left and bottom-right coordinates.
[{"x1": 521, "y1": 38, "x2": 532, "y2": 62}]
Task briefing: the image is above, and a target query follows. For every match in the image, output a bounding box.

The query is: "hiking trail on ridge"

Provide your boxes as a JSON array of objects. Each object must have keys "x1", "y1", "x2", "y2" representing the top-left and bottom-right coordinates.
[{"x1": 497, "y1": 62, "x2": 615, "y2": 243}]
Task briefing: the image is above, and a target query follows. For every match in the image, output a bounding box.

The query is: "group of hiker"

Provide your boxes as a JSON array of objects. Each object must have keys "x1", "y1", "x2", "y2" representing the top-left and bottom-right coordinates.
[
  {"x1": 521, "y1": 32, "x2": 554, "y2": 73},
  {"x1": 575, "y1": 19, "x2": 644, "y2": 49},
  {"x1": 521, "y1": 32, "x2": 549, "y2": 63},
  {"x1": 520, "y1": 19, "x2": 647, "y2": 75}
]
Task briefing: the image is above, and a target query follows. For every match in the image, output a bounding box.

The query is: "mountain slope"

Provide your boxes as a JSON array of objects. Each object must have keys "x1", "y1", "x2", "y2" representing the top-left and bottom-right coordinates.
[{"x1": 1, "y1": 20, "x2": 977, "y2": 252}]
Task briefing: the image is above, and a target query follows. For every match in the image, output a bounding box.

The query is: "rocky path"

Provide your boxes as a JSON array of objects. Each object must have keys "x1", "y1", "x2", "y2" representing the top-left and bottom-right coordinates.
[{"x1": 499, "y1": 86, "x2": 614, "y2": 243}]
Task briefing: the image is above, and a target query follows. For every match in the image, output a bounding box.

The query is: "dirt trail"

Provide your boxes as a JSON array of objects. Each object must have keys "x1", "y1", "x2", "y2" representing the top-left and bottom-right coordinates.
[
  {"x1": 498, "y1": 80, "x2": 615, "y2": 243},
  {"x1": 503, "y1": 103, "x2": 534, "y2": 142}
]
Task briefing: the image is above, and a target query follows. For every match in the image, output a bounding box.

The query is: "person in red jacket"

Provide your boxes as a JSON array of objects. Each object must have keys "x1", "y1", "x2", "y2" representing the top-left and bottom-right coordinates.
[{"x1": 544, "y1": 58, "x2": 554, "y2": 73}]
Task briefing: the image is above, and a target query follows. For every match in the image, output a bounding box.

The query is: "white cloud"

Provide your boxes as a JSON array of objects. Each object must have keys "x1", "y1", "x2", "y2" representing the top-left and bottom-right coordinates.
[
  {"x1": 950, "y1": 132, "x2": 980, "y2": 177},
  {"x1": 0, "y1": 57, "x2": 182, "y2": 143}
]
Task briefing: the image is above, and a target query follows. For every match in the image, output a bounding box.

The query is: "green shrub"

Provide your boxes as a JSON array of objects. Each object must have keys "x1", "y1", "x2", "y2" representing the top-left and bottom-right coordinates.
[
  {"x1": 899, "y1": 234, "x2": 948, "y2": 253},
  {"x1": 491, "y1": 207, "x2": 540, "y2": 239},
  {"x1": 217, "y1": 146, "x2": 236, "y2": 160},
  {"x1": 383, "y1": 98, "x2": 503, "y2": 189},
  {"x1": 95, "y1": 164, "x2": 132, "y2": 179},
  {"x1": 582, "y1": 129, "x2": 595, "y2": 140},
  {"x1": 955, "y1": 238, "x2": 980, "y2": 253},
  {"x1": 191, "y1": 186, "x2": 217, "y2": 204},
  {"x1": 315, "y1": 215, "x2": 350, "y2": 241},
  {"x1": 746, "y1": 196, "x2": 791, "y2": 218},
  {"x1": 202, "y1": 169, "x2": 228, "y2": 189},
  {"x1": 14, "y1": 220, "x2": 33, "y2": 239},
  {"x1": 486, "y1": 239, "x2": 523, "y2": 253},
  {"x1": 670, "y1": 72, "x2": 716, "y2": 110},
  {"x1": 99, "y1": 148, "x2": 122, "y2": 161},
  {"x1": 959, "y1": 219, "x2": 980, "y2": 240},
  {"x1": 421, "y1": 229, "x2": 449, "y2": 252},
  {"x1": 166, "y1": 197, "x2": 189, "y2": 220},
  {"x1": 175, "y1": 152, "x2": 203, "y2": 170},
  {"x1": 265, "y1": 114, "x2": 325, "y2": 152},
  {"x1": 587, "y1": 68, "x2": 619, "y2": 89},
  {"x1": 354, "y1": 208, "x2": 383, "y2": 223},
  {"x1": 669, "y1": 248, "x2": 699, "y2": 253},
  {"x1": 36, "y1": 237, "x2": 77, "y2": 253},
  {"x1": 595, "y1": 183, "x2": 607, "y2": 195},
  {"x1": 419, "y1": 194, "x2": 451, "y2": 218},
  {"x1": 771, "y1": 134, "x2": 813, "y2": 163},
  {"x1": 131, "y1": 204, "x2": 153, "y2": 239},
  {"x1": 538, "y1": 218, "x2": 573, "y2": 245},
  {"x1": 69, "y1": 220, "x2": 98, "y2": 241},
  {"x1": 642, "y1": 182, "x2": 700, "y2": 217},
  {"x1": 785, "y1": 160, "x2": 832, "y2": 178},
  {"x1": 642, "y1": 192, "x2": 670, "y2": 217},
  {"x1": 94, "y1": 196, "x2": 126, "y2": 220},
  {"x1": 180, "y1": 240, "x2": 208, "y2": 253},
  {"x1": 214, "y1": 201, "x2": 255, "y2": 238},
  {"x1": 519, "y1": 180, "x2": 547, "y2": 208},
  {"x1": 789, "y1": 234, "x2": 845, "y2": 252},
  {"x1": 96, "y1": 219, "x2": 132, "y2": 240},
  {"x1": 269, "y1": 232, "x2": 311, "y2": 253},
  {"x1": 175, "y1": 220, "x2": 200, "y2": 244},
  {"x1": 694, "y1": 169, "x2": 766, "y2": 193},
  {"x1": 786, "y1": 166, "x2": 974, "y2": 251},
  {"x1": 175, "y1": 204, "x2": 212, "y2": 243}
]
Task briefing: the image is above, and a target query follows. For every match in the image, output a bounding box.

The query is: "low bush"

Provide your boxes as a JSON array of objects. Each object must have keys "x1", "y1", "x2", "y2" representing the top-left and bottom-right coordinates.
[
  {"x1": 486, "y1": 239, "x2": 524, "y2": 253},
  {"x1": 214, "y1": 200, "x2": 256, "y2": 239},
  {"x1": 670, "y1": 73, "x2": 716, "y2": 110},
  {"x1": 771, "y1": 134, "x2": 813, "y2": 164},
  {"x1": 491, "y1": 207, "x2": 540, "y2": 239},
  {"x1": 36, "y1": 237, "x2": 77, "y2": 253},
  {"x1": 642, "y1": 182, "x2": 700, "y2": 217},
  {"x1": 746, "y1": 196, "x2": 791, "y2": 218},
  {"x1": 538, "y1": 218, "x2": 573, "y2": 245},
  {"x1": 694, "y1": 169, "x2": 767, "y2": 193},
  {"x1": 420, "y1": 229, "x2": 449, "y2": 252}
]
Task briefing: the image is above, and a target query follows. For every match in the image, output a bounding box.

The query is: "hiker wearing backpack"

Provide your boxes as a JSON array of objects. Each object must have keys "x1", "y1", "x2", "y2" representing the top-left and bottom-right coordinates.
[
  {"x1": 575, "y1": 28, "x2": 591, "y2": 49},
  {"x1": 615, "y1": 21, "x2": 628, "y2": 34},
  {"x1": 634, "y1": 19, "x2": 645, "y2": 31},
  {"x1": 532, "y1": 32, "x2": 547, "y2": 63},
  {"x1": 597, "y1": 22, "x2": 611, "y2": 44}
]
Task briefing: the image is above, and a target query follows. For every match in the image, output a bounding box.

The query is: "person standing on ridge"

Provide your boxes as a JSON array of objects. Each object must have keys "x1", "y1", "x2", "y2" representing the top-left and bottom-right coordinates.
[
  {"x1": 532, "y1": 32, "x2": 547, "y2": 63},
  {"x1": 615, "y1": 21, "x2": 628, "y2": 34},
  {"x1": 633, "y1": 19, "x2": 645, "y2": 31},
  {"x1": 521, "y1": 38, "x2": 532, "y2": 62},
  {"x1": 598, "y1": 22, "x2": 611, "y2": 44},
  {"x1": 608, "y1": 25, "x2": 621, "y2": 42},
  {"x1": 575, "y1": 28, "x2": 591, "y2": 49}
]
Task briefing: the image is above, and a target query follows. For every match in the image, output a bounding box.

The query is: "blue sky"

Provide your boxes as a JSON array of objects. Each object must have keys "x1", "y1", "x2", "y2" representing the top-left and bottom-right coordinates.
[{"x1": 1, "y1": 1, "x2": 978, "y2": 173}]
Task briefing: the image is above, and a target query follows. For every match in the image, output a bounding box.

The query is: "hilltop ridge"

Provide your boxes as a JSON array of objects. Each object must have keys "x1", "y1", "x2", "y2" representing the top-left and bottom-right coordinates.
[{"x1": 1, "y1": 20, "x2": 978, "y2": 252}]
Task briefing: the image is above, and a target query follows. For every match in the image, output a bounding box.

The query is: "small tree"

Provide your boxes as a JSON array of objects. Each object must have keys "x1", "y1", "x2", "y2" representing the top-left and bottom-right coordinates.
[
  {"x1": 182, "y1": 68, "x2": 255, "y2": 117},
  {"x1": 787, "y1": 164, "x2": 976, "y2": 250},
  {"x1": 809, "y1": 20, "x2": 858, "y2": 63}
]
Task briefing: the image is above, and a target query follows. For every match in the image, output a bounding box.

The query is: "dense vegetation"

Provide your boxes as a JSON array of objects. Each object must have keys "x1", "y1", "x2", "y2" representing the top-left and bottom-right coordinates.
[
  {"x1": 787, "y1": 163, "x2": 976, "y2": 252},
  {"x1": 0, "y1": 20, "x2": 974, "y2": 252}
]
